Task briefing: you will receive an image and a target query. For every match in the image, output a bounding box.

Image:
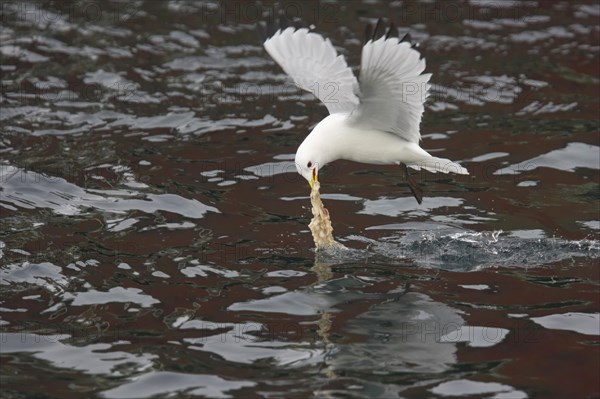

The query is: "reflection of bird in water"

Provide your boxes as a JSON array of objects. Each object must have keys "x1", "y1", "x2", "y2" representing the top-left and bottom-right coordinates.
[
  {"x1": 260, "y1": 18, "x2": 468, "y2": 205},
  {"x1": 310, "y1": 256, "x2": 334, "y2": 282}
]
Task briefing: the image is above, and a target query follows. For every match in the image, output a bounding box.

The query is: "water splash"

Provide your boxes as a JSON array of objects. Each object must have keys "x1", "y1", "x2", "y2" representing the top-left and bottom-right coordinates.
[{"x1": 338, "y1": 229, "x2": 599, "y2": 270}]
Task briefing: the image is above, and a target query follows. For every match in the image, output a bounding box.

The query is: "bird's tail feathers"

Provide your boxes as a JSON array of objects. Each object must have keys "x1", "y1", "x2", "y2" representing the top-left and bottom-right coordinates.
[{"x1": 406, "y1": 157, "x2": 469, "y2": 175}]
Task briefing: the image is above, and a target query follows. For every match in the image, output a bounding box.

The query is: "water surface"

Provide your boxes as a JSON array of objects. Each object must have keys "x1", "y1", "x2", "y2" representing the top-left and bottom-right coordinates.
[{"x1": 1, "y1": 1, "x2": 599, "y2": 398}]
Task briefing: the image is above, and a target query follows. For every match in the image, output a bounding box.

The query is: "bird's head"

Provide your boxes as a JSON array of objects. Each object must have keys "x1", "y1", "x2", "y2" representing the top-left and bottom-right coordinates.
[
  {"x1": 295, "y1": 143, "x2": 323, "y2": 189},
  {"x1": 295, "y1": 116, "x2": 340, "y2": 189}
]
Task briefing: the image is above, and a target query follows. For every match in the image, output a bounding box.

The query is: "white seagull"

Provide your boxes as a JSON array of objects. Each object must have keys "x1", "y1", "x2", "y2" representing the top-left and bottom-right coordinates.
[{"x1": 261, "y1": 19, "x2": 468, "y2": 204}]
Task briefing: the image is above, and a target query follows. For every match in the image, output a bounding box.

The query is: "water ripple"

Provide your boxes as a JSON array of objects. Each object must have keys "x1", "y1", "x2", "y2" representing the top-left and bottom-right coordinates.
[{"x1": 1, "y1": 166, "x2": 219, "y2": 218}]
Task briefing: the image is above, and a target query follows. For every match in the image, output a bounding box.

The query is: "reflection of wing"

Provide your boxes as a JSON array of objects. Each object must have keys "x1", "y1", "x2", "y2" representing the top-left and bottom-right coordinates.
[
  {"x1": 263, "y1": 27, "x2": 359, "y2": 115},
  {"x1": 349, "y1": 21, "x2": 431, "y2": 143}
]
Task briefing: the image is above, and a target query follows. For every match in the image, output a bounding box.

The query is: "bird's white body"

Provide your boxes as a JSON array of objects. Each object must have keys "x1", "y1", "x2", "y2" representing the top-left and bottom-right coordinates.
[
  {"x1": 295, "y1": 113, "x2": 467, "y2": 182},
  {"x1": 299, "y1": 113, "x2": 430, "y2": 166},
  {"x1": 262, "y1": 21, "x2": 469, "y2": 196}
]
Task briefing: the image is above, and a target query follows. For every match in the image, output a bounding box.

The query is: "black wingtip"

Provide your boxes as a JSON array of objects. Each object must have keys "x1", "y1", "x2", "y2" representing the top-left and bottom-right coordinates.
[
  {"x1": 362, "y1": 19, "x2": 425, "y2": 59},
  {"x1": 366, "y1": 20, "x2": 421, "y2": 47},
  {"x1": 398, "y1": 30, "x2": 424, "y2": 58},
  {"x1": 386, "y1": 22, "x2": 398, "y2": 39},
  {"x1": 364, "y1": 18, "x2": 383, "y2": 43},
  {"x1": 373, "y1": 18, "x2": 385, "y2": 41}
]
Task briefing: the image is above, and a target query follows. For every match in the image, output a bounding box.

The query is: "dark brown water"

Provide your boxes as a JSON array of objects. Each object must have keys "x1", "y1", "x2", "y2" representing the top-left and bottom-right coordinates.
[{"x1": 1, "y1": 1, "x2": 599, "y2": 398}]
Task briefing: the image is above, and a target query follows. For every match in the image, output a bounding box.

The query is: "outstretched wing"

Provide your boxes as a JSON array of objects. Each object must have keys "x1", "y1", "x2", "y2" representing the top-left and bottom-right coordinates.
[
  {"x1": 349, "y1": 20, "x2": 431, "y2": 143},
  {"x1": 262, "y1": 26, "x2": 359, "y2": 115}
]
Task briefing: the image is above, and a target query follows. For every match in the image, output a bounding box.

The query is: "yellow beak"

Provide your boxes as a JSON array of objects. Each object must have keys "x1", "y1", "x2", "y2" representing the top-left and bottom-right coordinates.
[{"x1": 308, "y1": 167, "x2": 318, "y2": 189}]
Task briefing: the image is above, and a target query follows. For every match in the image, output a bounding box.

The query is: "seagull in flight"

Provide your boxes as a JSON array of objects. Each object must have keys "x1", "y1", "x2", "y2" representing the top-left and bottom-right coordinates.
[{"x1": 260, "y1": 19, "x2": 468, "y2": 204}]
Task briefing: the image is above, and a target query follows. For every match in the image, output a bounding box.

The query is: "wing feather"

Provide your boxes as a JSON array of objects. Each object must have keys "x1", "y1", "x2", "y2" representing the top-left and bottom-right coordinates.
[
  {"x1": 263, "y1": 27, "x2": 359, "y2": 115},
  {"x1": 349, "y1": 23, "x2": 431, "y2": 143}
]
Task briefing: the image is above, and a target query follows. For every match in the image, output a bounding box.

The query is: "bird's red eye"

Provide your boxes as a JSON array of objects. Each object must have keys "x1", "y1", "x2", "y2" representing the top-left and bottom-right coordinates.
[{"x1": 307, "y1": 161, "x2": 312, "y2": 168}]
